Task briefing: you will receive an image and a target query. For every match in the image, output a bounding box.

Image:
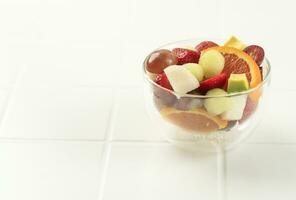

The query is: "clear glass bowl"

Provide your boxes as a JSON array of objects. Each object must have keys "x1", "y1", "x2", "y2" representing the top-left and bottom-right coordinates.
[{"x1": 143, "y1": 39, "x2": 271, "y2": 152}]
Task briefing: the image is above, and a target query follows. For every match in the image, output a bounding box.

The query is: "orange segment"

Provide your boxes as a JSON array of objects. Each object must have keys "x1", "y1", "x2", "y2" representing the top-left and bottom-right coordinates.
[
  {"x1": 204, "y1": 46, "x2": 262, "y2": 101},
  {"x1": 160, "y1": 107, "x2": 228, "y2": 132}
]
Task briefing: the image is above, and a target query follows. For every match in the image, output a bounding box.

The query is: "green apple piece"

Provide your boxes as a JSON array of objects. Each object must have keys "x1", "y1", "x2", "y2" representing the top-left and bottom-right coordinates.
[
  {"x1": 164, "y1": 65, "x2": 199, "y2": 95},
  {"x1": 227, "y1": 73, "x2": 249, "y2": 93},
  {"x1": 221, "y1": 95, "x2": 247, "y2": 120},
  {"x1": 204, "y1": 88, "x2": 232, "y2": 115},
  {"x1": 183, "y1": 63, "x2": 204, "y2": 82},
  {"x1": 199, "y1": 50, "x2": 225, "y2": 78}
]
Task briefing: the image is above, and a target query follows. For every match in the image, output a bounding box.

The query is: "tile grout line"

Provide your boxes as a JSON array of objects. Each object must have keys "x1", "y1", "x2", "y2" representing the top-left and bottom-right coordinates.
[
  {"x1": 0, "y1": 65, "x2": 27, "y2": 132},
  {"x1": 246, "y1": 142, "x2": 296, "y2": 145},
  {"x1": 216, "y1": 145, "x2": 227, "y2": 200},
  {"x1": 0, "y1": 137, "x2": 169, "y2": 144},
  {"x1": 97, "y1": 89, "x2": 119, "y2": 200},
  {"x1": 0, "y1": 137, "x2": 106, "y2": 143},
  {"x1": 15, "y1": 84, "x2": 144, "y2": 90},
  {"x1": 2, "y1": 137, "x2": 296, "y2": 145}
]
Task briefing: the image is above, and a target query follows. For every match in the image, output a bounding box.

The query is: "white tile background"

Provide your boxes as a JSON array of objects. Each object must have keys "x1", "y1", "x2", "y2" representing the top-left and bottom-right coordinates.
[{"x1": 0, "y1": 0, "x2": 295, "y2": 199}]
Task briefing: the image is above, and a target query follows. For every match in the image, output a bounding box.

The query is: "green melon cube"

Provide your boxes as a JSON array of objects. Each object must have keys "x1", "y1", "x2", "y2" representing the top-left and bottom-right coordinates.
[{"x1": 227, "y1": 74, "x2": 249, "y2": 93}]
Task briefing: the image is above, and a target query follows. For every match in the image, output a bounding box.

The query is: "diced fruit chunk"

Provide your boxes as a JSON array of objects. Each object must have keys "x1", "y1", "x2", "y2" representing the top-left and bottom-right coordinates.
[
  {"x1": 198, "y1": 73, "x2": 227, "y2": 93},
  {"x1": 183, "y1": 63, "x2": 204, "y2": 81},
  {"x1": 224, "y1": 36, "x2": 246, "y2": 50},
  {"x1": 221, "y1": 95, "x2": 247, "y2": 120},
  {"x1": 146, "y1": 49, "x2": 178, "y2": 74},
  {"x1": 199, "y1": 50, "x2": 225, "y2": 78},
  {"x1": 172, "y1": 48, "x2": 199, "y2": 64},
  {"x1": 155, "y1": 72, "x2": 172, "y2": 90},
  {"x1": 160, "y1": 107, "x2": 228, "y2": 132},
  {"x1": 204, "y1": 88, "x2": 232, "y2": 115},
  {"x1": 164, "y1": 65, "x2": 199, "y2": 95},
  {"x1": 205, "y1": 46, "x2": 262, "y2": 101},
  {"x1": 227, "y1": 73, "x2": 249, "y2": 93},
  {"x1": 243, "y1": 45, "x2": 265, "y2": 66},
  {"x1": 195, "y1": 41, "x2": 218, "y2": 57}
]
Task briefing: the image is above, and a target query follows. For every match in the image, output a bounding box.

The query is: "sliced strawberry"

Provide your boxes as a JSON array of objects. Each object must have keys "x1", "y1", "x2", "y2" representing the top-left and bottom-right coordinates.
[
  {"x1": 198, "y1": 73, "x2": 227, "y2": 93},
  {"x1": 195, "y1": 41, "x2": 218, "y2": 57},
  {"x1": 172, "y1": 48, "x2": 199, "y2": 64},
  {"x1": 155, "y1": 72, "x2": 172, "y2": 90}
]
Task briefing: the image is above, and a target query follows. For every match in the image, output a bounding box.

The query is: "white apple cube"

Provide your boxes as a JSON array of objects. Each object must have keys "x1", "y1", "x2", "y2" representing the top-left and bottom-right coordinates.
[
  {"x1": 221, "y1": 95, "x2": 247, "y2": 120},
  {"x1": 164, "y1": 65, "x2": 199, "y2": 95}
]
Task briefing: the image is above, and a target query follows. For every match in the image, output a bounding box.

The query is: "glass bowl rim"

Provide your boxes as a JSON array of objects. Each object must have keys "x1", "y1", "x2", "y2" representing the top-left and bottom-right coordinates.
[{"x1": 143, "y1": 38, "x2": 271, "y2": 99}]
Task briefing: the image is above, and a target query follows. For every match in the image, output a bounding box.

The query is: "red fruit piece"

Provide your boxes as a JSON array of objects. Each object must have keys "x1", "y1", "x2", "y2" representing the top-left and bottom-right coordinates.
[
  {"x1": 195, "y1": 41, "x2": 218, "y2": 56},
  {"x1": 155, "y1": 72, "x2": 172, "y2": 90},
  {"x1": 243, "y1": 45, "x2": 265, "y2": 66},
  {"x1": 146, "y1": 49, "x2": 178, "y2": 74},
  {"x1": 198, "y1": 73, "x2": 227, "y2": 93},
  {"x1": 172, "y1": 48, "x2": 199, "y2": 65}
]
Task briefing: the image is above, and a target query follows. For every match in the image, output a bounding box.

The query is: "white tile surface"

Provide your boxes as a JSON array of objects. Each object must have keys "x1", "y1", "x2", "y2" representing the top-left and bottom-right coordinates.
[
  {"x1": 112, "y1": 87, "x2": 170, "y2": 141},
  {"x1": 0, "y1": 0, "x2": 295, "y2": 199},
  {"x1": 221, "y1": 0, "x2": 296, "y2": 42},
  {"x1": 120, "y1": 42, "x2": 151, "y2": 86},
  {"x1": 227, "y1": 144, "x2": 296, "y2": 200},
  {"x1": 125, "y1": 0, "x2": 221, "y2": 43},
  {"x1": 0, "y1": 88, "x2": 10, "y2": 121},
  {"x1": 0, "y1": 87, "x2": 113, "y2": 140},
  {"x1": 0, "y1": 46, "x2": 21, "y2": 87},
  {"x1": 0, "y1": 141, "x2": 104, "y2": 200},
  {"x1": 247, "y1": 90, "x2": 296, "y2": 143},
  {"x1": 103, "y1": 143, "x2": 218, "y2": 200},
  {"x1": 9, "y1": 42, "x2": 124, "y2": 87},
  {"x1": 0, "y1": 0, "x2": 129, "y2": 44}
]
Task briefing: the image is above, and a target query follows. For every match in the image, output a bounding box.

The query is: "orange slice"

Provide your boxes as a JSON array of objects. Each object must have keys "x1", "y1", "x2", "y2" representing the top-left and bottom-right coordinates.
[
  {"x1": 160, "y1": 107, "x2": 228, "y2": 132},
  {"x1": 204, "y1": 46, "x2": 262, "y2": 101}
]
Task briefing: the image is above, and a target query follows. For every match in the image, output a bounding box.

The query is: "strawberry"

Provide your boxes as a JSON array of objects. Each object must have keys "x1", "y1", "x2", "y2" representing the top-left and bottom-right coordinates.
[
  {"x1": 155, "y1": 72, "x2": 172, "y2": 90},
  {"x1": 195, "y1": 41, "x2": 218, "y2": 57},
  {"x1": 172, "y1": 48, "x2": 199, "y2": 65},
  {"x1": 198, "y1": 73, "x2": 227, "y2": 93}
]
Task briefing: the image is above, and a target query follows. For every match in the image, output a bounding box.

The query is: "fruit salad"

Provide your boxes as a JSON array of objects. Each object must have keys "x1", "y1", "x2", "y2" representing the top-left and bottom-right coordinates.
[{"x1": 144, "y1": 36, "x2": 267, "y2": 133}]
